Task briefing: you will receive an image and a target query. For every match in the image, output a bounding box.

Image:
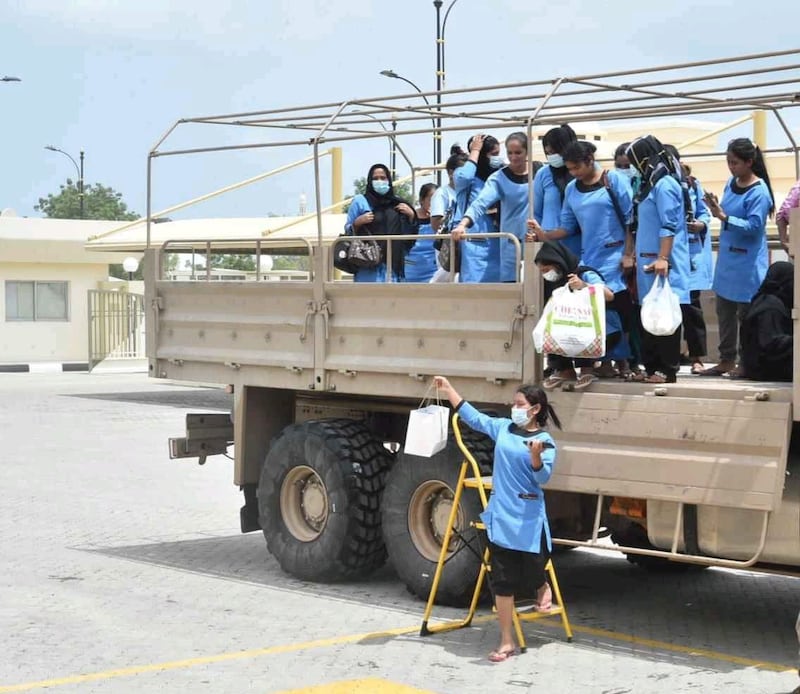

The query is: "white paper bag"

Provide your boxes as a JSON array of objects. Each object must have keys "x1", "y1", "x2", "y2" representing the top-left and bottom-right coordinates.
[
  {"x1": 532, "y1": 285, "x2": 606, "y2": 358},
  {"x1": 404, "y1": 404, "x2": 449, "y2": 458},
  {"x1": 640, "y1": 275, "x2": 682, "y2": 336}
]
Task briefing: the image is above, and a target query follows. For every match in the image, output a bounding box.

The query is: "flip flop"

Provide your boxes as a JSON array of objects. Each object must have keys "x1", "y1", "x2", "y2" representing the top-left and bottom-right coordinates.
[
  {"x1": 573, "y1": 373, "x2": 598, "y2": 390},
  {"x1": 542, "y1": 375, "x2": 567, "y2": 390},
  {"x1": 690, "y1": 361, "x2": 705, "y2": 375},
  {"x1": 488, "y1": 648, "x2": 517, "y2": 663}
]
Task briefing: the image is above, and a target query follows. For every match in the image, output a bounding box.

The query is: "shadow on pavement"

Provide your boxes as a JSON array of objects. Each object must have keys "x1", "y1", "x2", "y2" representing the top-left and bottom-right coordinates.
[
  {"x1": 85, "y1": 533, "x2": 799, "y2": 675},
  {"x1": 62, "y1": 389, "x2": 232, "y2": 411}
]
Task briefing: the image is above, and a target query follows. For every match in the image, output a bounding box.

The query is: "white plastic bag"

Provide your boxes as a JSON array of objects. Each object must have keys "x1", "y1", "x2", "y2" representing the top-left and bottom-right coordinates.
[
  {"x1": 532, "y1": 285, "x2": 606, "y2": 358},
  {"x1": 640, "y1": 275, "x2": 682, "y2": 336},
  {"x1": 404, "y1": 387, "x2": 449, "y2": 457}
]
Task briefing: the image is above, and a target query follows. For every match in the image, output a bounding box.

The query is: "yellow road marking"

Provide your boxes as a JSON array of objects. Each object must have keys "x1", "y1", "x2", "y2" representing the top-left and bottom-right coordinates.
[
  {"x1": 276, "y1": 679, "x2": 435, "y2": 694},
  {"x1": 0, "y1": 615, "x2": 794, "y2": 692}
]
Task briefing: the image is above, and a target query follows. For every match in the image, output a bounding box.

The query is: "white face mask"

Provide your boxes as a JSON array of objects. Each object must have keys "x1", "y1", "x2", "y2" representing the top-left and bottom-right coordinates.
[
  {"x1": 616, "y1": 167, "x2": 637, "y2": 180},
  {"x1": 542, "y1": 269, "x2": 562, "y2": 282},
  {"x1": 489, "y1": 155, "x2": 505, "y2": 169},
  {"x1": 546, "y1": 153, "x2": 564, "y2": 168},
  {"x1": 510, "y1": 407, "x2": 531, "y2": 427}
]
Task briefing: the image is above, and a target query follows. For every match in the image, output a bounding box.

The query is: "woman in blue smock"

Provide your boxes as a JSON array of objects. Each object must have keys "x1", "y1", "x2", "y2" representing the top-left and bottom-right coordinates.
[
  {"x1": 624, "y1": 136, "x2": 691, "y2": 384},
  {"x1": 450, "y1": 134, "x2": 503, "y2": 282},
  {"x1": 534, "y1": 124, "x2": 579, "y2": 257},
  {"x1": 700, "y1": 138, "x2": 775, "y2": 377},
  {"x1": 454, "y1": 132, "x2": 540, "y2": 282},
  {"x1": 529, "y1": 141, "x2": 635, "y2": 376},
  {"x1": 344, "y1": 163, "x2": 418, "y2": 283},
  {"x1": 433, "y1": 375, "x2": 561, "y2": 663},
  {"x1": 666, "y1": 150, "x2": 712, "y2": 374},
  {"x1": 404, "y1": 183, "x2": 438, "y2": 283}
]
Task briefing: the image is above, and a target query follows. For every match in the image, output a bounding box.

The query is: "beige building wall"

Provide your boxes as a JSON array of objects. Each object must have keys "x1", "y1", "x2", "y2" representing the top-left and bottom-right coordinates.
[{"x1": 0, "y1": 262, "x2": 109, "y2": 363}]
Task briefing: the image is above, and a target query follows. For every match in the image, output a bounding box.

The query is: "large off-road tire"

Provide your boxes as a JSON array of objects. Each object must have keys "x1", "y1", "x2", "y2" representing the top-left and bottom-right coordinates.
[
  {"x1": 257, "y1": 418, "x2": 392, "y2": 582},
  {"x1": 382, "y1": 431, "x2": 494, "y2": 606}
]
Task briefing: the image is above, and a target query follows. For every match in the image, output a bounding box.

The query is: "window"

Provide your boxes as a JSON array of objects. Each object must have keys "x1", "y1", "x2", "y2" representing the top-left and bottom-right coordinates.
[{"x1": 5, "y1": 281, "x2": 69, "y2": 321}]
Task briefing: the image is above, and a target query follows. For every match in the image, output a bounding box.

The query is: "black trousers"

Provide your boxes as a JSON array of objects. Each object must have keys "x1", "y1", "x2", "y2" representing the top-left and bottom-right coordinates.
[
  {"x1": 681, "y1": 290, "x2": 707, "y2": 358},
  {"x1": 488, "y1": 534, "x2": 550, "y2": 598},
  {"x1": 641, "y1": 327, "x2": 681, "y2": 381}
]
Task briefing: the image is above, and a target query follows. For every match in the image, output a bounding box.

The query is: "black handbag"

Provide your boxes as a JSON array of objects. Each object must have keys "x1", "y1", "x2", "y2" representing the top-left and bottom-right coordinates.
[{"x1": 347, "y1": 237, "x2": 382, "y2": 268}]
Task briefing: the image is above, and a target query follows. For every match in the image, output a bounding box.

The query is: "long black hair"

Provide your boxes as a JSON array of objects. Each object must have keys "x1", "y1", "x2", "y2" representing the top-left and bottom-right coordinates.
[
  {"x1": 517, "y1": 384, "x2": 562, "y2": 429},
  {"x1": 727, "y1": 137, "x2": 776, "y2": 216},
  {"x1": 445, "y1": 146, "x2": 468, "y2": 174},
  {"x1": 562, "y1": 140, "x2": 597, "y2": 166},
  {"x1": 542, "y1": 124, "x2": 577, "y2": 155}
]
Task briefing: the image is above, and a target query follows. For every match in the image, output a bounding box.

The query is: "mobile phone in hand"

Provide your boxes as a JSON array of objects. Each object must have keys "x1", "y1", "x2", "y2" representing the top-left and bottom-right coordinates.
[{"x1": 526, "y1": 440, "x2": 554, "y2": 449}]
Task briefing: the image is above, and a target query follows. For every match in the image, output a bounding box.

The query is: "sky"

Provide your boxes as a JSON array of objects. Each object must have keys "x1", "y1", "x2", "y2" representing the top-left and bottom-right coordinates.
[{"x1": 2, "y1": 0, "x2": 799, "y2": 221}]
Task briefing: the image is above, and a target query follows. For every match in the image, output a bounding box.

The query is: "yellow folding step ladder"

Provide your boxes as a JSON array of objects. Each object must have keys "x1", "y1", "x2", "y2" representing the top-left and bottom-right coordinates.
[{"x1": 420, "y1": 413, "x2": 573, "y2": 651}]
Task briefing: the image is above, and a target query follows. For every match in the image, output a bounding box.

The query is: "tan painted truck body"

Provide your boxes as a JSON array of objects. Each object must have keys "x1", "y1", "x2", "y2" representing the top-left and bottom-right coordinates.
[{"x1": 135, "y1": 51, "x2": 800, "y2": 599}]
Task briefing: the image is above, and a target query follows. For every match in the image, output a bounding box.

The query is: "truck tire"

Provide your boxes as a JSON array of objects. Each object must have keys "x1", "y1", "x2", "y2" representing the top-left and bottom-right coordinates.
[
  {"x1": 382, "y1": 431, "x2": 494, "y2": 606},
  {"x1": 258, "y1": 418, "x2": 391, "y2": 582}
]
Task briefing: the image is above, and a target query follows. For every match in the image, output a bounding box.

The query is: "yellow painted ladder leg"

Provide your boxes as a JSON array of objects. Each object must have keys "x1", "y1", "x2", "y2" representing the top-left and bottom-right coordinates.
[{"x1": 420, "y1": 461, "x2": 471, "y2": 636}]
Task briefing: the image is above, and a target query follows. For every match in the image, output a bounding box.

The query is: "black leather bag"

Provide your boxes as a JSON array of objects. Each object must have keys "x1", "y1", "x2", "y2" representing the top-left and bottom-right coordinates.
[{"x1": 347, "y1": 237, "x2": 382, "y2": 268}]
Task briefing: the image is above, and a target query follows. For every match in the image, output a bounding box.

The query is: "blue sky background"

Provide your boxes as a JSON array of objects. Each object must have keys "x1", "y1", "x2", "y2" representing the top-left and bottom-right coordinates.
[{"x1": 2, "y1": 1, "x2": 798, "y2": 220}]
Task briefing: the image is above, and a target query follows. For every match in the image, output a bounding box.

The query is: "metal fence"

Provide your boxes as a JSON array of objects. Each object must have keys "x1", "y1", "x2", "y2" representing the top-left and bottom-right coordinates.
[{"x1": 88, "y1": 290, "x2": 145, "y2": 371}]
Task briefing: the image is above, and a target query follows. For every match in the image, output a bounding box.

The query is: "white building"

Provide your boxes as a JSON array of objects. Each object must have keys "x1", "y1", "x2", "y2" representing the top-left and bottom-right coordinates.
[{"x1": 0, "y1": 212, "x2": 129, "y2": 370}]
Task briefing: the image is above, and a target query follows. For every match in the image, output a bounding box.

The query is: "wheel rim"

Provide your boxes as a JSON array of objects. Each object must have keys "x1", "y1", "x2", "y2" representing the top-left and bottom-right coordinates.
[
  {"x1": 280, "y1": 465, "x2": 329, "y2": 542},
  {"x1": 407, "y1": 480, "x2": 465, "y2": 562}
]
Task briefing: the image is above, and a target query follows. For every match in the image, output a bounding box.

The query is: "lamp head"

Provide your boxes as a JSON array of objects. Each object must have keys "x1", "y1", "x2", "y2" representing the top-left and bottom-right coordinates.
[
  {"x1": 1, "y1": 76, "x2": 21, "y2": 82},
  {"x1": 122, "y1": 257, "x2": 140, "y2": 273},
  {"x1": 380, "y1": 70, "x2": 398, "y2": 79},
  {"x1": 45, "y1": 145, "x2": 57, "y2": 152}
]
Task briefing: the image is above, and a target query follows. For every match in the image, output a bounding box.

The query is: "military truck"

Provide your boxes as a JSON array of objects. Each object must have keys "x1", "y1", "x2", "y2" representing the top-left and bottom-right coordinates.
[{"x1": 137, "y1": 50, "x2": 800, "y2": 605}]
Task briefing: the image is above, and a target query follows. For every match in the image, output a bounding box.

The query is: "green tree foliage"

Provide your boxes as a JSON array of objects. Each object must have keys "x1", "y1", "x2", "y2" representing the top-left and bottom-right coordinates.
[
  {"x1": 341, "y1": 177, "x2": 415, "y2": 214},
  {"x1": 35, "y1": 178, "x2": 139, "y2": 221},
  {"x1": 210, "y1": 254, "x2": 256, "y2": 271}
]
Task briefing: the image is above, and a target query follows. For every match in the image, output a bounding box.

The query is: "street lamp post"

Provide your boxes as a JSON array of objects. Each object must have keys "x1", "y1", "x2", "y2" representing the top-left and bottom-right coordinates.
[
  {"x1": 379, "y1": 70, "x2": 437, "y2": 181},
  {"x1": 434, "y1": 0, "x2": 460, "y2": 185},
  {"x1": 45, "y1": 145, "x2": 85, "y2": 219}
]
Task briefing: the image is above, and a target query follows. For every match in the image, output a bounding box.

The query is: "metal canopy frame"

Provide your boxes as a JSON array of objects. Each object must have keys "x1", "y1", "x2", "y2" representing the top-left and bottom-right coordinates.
[{"x1": 145, "y1": 49, "x2": 800, "y2": 247}]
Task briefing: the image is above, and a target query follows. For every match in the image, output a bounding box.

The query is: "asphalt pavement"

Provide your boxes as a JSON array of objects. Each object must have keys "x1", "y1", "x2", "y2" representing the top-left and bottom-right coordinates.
[{"x1": 1, "y1": 372, "x2": 798, "y2": 694}]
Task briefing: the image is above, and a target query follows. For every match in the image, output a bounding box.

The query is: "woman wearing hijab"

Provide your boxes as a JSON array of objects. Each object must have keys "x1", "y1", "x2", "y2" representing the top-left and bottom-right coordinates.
[
  {"x1": 700, "y1": 138, "x2": 776, "y2": 376},
  {"x1": 534, "y1": 125, "x2": 579, "y2": 256},
  {"x1": 623, "y1": 135, "x2": 691, "y2": 384},
  {"x1": 741, "y1": 261, "x2": 793, "y2": 381},
  {"x1": 344, "y1": 164, "x2": 418, "y2": 283},
  {"x1": 450, "y1": 134, "x2": 503, "y2": 282},
  {"x1": 534, "y1": 241, "x2": 621, "y2": 390},
  {"x1": 454, "y1": 132, "x2": 541, "y2": 282}
]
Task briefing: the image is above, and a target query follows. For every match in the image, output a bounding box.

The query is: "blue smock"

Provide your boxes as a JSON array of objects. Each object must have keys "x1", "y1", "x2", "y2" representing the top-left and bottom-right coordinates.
[
  {"x1": 687, "y1": 179, "x2": 713, "y2": 292},
  {"x1": 344, "y1": 194, "x2": 404, "y2": 283},
  {"x1": 464, "y1": 167, "x2": 530, "y2": 282},
  {"x1": 635, "y1": 175, "x2": 690, "y2": 305},
  {"x1": 711, "y1": 178, "x2": 772, "y2": 303},
  {"x1": 430, "y1": 184, "x2": 454, "y2": 220},
  {"x1": 404, "y1": 218, "x2": 437, "y2": 282},
  {"x1": 458, "y1": 402, "x2": 554, "y2": 554},
  {"x1": 534, "y1": 165, "x2": 581, "y2": 257},
  {"x1": 453, "y1": 161, "x2": 499, "y2": 283},
  {"x1": 560, "y1": 170, "x2": 632, "y2": 294}
]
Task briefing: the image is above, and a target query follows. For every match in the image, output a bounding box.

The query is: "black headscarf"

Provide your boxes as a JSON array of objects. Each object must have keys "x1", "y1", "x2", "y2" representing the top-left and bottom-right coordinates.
[
  {"x1": 751, "y1": 261, "x2": 794, "y2": 312},
  {"x1": 362, "y1": 163, "x2": 417, "y2": 278},
  {"x1": 625, "y1": 135, "x2": 681, "y2": 203},
  {"x1": 467, "y1": 135, "x2": 500, "y2": 181},
  {"x1": 534, "y1": 240, "x2": 579, "y2": 285}
]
